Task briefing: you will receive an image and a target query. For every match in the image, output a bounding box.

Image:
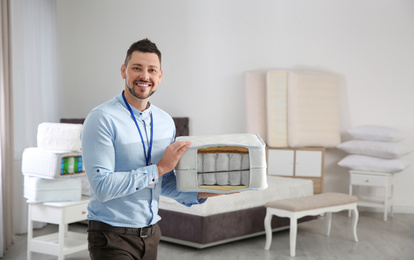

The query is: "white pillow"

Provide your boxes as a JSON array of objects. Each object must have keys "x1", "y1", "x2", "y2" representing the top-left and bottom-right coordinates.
[
  {"x1": 337, "y1": 140, "x2": 413, "y2": 159},
  {"x1": 338, "y1": 154, "x2": 410, "y2": 173},
  {"x1": 348, "y1": 125, "x2": 407, "y2": 142}
]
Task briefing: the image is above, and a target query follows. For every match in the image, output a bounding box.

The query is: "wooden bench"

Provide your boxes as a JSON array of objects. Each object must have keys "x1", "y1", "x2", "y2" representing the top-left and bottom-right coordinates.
[{"x1": 264, "y1": 192, "x2": 359, "y2": 257}]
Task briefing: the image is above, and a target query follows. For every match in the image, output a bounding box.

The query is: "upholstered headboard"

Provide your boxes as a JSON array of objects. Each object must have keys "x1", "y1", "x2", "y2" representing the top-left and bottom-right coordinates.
[{"x1": 60, "y1": 117, "x2": 189, "y2": 137}]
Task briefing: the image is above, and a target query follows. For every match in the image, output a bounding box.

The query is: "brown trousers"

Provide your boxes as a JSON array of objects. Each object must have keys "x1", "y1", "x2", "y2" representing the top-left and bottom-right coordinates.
[{"x1": 87, "y1": 223, "x2": 161, "y2": 260}]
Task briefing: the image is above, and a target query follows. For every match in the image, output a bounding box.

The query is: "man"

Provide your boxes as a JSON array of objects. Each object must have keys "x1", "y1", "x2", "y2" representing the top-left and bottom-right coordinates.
[{"x1": 81, "y1": 38, "x2": 213, "y2": 260}]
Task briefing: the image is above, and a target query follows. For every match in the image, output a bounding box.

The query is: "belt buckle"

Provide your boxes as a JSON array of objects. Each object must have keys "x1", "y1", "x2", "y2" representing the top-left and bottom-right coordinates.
[{"x1": 140, "y1": 228, "x2": 148, "y2": 238}]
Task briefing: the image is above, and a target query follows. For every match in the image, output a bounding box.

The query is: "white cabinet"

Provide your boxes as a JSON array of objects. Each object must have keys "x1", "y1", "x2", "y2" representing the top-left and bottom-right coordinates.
[
  {"x1": 267, "y1": 149, "x2": 294, "y2": 176},
  {"x1": 27, "y1": 197, "x2": 90, "y2": 260},
  {"x1": 267, "y1": 147, "x2": 325, "y2": 194}
]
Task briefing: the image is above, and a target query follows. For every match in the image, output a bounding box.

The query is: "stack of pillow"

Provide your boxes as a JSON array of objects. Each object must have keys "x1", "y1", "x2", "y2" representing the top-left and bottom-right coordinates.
[{"x1": 337, "y1": 125, "x2": 412, "y2": 173}]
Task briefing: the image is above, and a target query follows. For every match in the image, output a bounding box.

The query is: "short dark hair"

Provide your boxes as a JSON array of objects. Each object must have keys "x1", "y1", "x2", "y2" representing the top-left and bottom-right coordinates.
[{"x1": 124, "y1": 38, "x2": 162, "y2": 66}]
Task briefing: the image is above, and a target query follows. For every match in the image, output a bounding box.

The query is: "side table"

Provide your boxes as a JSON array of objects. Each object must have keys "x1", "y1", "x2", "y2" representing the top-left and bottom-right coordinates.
[
  {"x1": 349, "y1": 170, "x2": 394, "y2": 221},
  {"x1": 27, "y1": 196, "x2": 90, "y2": 260}
]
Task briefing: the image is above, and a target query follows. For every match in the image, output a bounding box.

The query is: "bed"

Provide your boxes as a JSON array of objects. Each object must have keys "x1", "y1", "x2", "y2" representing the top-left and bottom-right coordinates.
[
  {"x1": 158, "y1": 175, "x2": 314, "y2": 248},
  {"x1": 157, "y1": 117, "x2": 316, "y2": 248}
]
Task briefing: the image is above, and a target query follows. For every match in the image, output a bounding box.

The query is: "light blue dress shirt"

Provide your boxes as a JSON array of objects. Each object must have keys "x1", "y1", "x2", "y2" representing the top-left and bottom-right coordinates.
[{"x1": 81, "y1": 93, "x2": 203, "y2": 228}]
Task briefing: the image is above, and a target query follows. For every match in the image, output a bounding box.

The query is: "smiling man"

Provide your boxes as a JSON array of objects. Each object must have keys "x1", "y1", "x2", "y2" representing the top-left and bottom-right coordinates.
[{"x1": 81, "y1": 38, "x2": 208, "y2": 260}]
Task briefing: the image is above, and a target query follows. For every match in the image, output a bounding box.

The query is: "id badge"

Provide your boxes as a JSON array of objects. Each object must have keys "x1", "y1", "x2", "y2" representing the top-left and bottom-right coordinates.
[{"x1": 148, "y1": 184, "x2": 155, "y2": 189}]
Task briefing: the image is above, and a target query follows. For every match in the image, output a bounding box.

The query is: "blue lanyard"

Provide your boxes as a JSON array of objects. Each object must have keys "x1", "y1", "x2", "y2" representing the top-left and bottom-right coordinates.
[{"x1": 122, "y1": 91, "x2": 153, "y2": 166}]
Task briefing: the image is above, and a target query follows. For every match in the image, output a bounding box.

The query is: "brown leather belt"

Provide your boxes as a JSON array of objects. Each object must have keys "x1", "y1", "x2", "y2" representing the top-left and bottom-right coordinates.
[{"x1": 88, "y1": 220, "x2": 156, "y2": 238}]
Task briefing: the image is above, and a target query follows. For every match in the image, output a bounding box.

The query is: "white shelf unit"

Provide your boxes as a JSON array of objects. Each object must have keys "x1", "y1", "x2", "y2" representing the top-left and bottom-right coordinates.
[
  {"x1": 27, "y1": 196, "x2": 90, "y2": 260},
  {"x1": 349, "y1": 170, "x2": 394, "y2": 221},
  {"x1": 267, "y1": 147, "x2": 325, "y2": 194}
]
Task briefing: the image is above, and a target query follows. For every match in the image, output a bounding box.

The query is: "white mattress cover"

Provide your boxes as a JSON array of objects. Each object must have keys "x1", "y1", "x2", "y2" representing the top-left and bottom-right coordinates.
[{"x1": 159, "y1": 176, "x2": 313, "y2": 217}]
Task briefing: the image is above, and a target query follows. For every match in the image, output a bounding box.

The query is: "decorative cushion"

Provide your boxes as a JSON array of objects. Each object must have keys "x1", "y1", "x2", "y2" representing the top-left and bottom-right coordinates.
[
  {"x1": 337, "y1": 140, "x2": 413, "y2": 159},
  {"x1": 348, "y1": 125, "x2": 407, "y2": 142},
  {"x1": 337, "y1": 154, "x2": 410, "y2": 173}
]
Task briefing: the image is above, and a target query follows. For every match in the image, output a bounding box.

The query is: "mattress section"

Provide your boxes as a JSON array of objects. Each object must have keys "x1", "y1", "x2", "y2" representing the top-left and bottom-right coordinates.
[
  {"x1": 175, "y1": 134, "x2": 267, "y2": 193},
  {"x1": 288, "y1": 71, "x2": 341, "y2": 148},
  {"x1": 24, "y1": 175, "x2": 82, "y2": 202},
  {"x1": 22, "y1": 147, "x2": 85, "y2": 179},
  {"x1": 266, "y1": 70, "x2": 289, "y2": 147},
  {"x1": 244, "y1": 71, "x2": 267, "y2": 143},
  {"x1": 37, "y1": 122, "x2": 82, "y2": 152},
  {"x1": 159, "y1": 176, "x2": 313, "y2": 216}
]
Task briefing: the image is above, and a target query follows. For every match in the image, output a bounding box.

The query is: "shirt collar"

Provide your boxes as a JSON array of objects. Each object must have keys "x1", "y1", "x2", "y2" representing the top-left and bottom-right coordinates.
[{"x1": 118, "y1": 93, "x2": 152, "y2": 121}]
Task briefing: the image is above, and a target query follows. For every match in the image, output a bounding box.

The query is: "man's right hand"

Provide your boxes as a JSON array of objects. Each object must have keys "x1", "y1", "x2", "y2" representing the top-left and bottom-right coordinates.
[{"x1": 157, "y1": 141, "x2": 191, "y2": 177}]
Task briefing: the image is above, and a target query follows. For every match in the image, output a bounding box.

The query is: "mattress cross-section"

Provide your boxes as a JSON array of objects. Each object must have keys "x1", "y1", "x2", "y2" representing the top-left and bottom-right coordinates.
[{"x1": 175, "y1": 134, "x2": 267, "y2": 193}]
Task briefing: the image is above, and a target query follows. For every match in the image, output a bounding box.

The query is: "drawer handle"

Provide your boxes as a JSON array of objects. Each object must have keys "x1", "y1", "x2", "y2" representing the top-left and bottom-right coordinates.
[
  {"x1": 82, "y1": 211, "x2": 87, "y2": 215},
  {"x1": 365, "y1": 180, "x2": 369, "y2": 183}
]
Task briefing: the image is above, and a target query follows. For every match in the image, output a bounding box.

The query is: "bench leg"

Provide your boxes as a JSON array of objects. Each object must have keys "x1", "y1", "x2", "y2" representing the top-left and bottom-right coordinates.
[
  {"x1": 326, "y1": 212, "x2": 332, "y2": 237},
  {"x1": 351, "y1": 206, "x2": 359, "y2": 242},
  {"x1": 264, "y1": 210, "x2": 273, "y2": 250},
  {"x1": 289, "y1": 217, "x2": 297, "y2": 257}
]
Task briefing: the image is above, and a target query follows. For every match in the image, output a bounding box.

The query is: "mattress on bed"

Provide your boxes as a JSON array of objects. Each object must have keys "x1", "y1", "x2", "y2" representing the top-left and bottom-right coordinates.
[
  {"x1": 288, "y1": 71, "x2": 341, "y2": 148},
  {"x1": 159, "y1": 176, "x2": 313, "y2": 216},
  {"x1": 24, "y1": 175, "x2": 82, "y2": 202},
  {"x1": 175, "y1": 134, "x2": 267, "y2": 194},
  {"x1": 266, "y1": 70, "x2": 289, "y2": 148},
  {"x1": 22, "y1": 147, "x2": 85, "y2": 179}
]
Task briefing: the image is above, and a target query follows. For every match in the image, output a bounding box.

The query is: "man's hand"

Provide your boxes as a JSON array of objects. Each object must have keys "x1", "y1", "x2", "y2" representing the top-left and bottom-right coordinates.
[{"x1": 157, "y1": 141, "x2": 191, "y2": 177}]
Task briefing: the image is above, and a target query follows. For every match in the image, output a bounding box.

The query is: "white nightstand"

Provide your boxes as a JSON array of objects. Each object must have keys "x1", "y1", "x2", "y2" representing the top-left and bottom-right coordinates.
[
  {"x1": 349, "y1": 170, "x2": 394, "y2": 221},
  {"x1": 27, "y1": 196, "x2": 90, "y2": 260}
]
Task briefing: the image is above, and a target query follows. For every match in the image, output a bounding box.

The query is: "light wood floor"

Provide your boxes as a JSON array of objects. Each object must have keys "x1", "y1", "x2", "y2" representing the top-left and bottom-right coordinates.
[{"x1": 2, "y1": 211, "x2": 413, "y2": 260}]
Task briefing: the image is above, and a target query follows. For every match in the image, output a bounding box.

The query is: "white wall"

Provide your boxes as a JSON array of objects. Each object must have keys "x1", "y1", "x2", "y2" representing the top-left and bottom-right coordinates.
[{"x1": 57, "y1": 0, "x2": 414, "y2": 213}]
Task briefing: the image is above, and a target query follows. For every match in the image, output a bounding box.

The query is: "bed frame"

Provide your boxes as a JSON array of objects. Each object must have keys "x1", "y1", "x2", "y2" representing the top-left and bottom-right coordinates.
[{"x1": 158, "y1": 117, "x2": 316, "y2": 248}]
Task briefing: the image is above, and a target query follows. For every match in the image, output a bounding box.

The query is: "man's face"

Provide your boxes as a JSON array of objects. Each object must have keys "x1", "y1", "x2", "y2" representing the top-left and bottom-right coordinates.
[{"x1": 121, "y1": 51, "x2": 162, "y2": 100}]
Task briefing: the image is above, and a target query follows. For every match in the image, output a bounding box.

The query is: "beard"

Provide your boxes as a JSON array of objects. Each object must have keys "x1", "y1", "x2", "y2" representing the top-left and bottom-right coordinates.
[{"x1": 127, "y1": 84, "x2": 156, "y2": 100}]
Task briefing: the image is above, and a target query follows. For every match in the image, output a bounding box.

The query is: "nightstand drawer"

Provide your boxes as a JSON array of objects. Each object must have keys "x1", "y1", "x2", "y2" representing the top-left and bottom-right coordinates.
[
  {"x1": 350, "y1": 174, "x2": 387, "y2": 186},
  {"x1": 63, "y1": 203, "x2": 88, "y2": 223}
]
